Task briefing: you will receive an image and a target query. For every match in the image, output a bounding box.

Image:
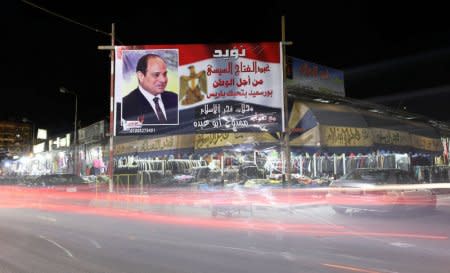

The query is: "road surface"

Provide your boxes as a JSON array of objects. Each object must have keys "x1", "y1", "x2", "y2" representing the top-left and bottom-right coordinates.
[{"x1": 0, "y1": 200, "x2": 449, "y2": 273}]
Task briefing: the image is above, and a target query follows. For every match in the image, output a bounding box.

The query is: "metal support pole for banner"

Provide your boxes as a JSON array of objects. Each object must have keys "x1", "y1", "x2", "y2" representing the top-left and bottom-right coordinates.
[
  {"x1": 109, "y1": 24, "x2": 115, "y2": 192},
  {"x1": 220, "y1": 155, "x2": 224, "y2": 186},
  {"x1": 343, "y1": 153, "x2": 346, "y2": 175},
  {"x1": 98, "y1": 23, "x2": 116, "y2": 192},
  {"x1": 313, "y1": 153, "x2": 317, "y2": 178},
  {"x1": 281, "y1": 16, "x2": 292, "y2": 187},
  {"x1": 162, "y1": 160, "x2": 165, "y2": 176},
  {"x1": 300, "y1": 155, "x2": 303, "y2": 177},
  {"x1": 334, "y1": 154, "x2": 337, "y2": 176},
  {"x1": 221, "y1": 155, "x2": 224, "y2": 176}
]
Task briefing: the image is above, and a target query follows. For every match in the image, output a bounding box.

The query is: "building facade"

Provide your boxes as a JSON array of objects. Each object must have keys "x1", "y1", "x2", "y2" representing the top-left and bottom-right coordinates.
[{"x1": 0, "y1": 121, "x2": 32, "y2": 157}]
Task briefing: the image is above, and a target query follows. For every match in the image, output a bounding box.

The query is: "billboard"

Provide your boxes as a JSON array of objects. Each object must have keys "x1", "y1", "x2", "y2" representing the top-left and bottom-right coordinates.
[
  {"x1": 286, "y1": 56, "x2": 345, "y2": 97},
  {"x1": 114, "y1": 43, "x2": 284, "y2": 136},
  {"x1": 78, "y1": 120, "x2": 105, "y2": 144}
]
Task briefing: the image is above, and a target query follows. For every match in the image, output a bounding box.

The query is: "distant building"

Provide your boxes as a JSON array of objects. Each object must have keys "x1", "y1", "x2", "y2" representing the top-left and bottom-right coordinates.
[{"x1": 0, "y1": 121, "x2": 32, "y2": 157}]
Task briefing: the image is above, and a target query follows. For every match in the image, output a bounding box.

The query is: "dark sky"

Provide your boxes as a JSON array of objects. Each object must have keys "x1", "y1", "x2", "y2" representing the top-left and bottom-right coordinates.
[{"x1": 1, "y1": 1, "x2": 450, "y2": 136}]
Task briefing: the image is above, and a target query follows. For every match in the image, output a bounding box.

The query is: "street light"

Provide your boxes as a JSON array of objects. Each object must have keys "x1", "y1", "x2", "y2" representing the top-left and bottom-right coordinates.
[{"x1": 59, "y1": 87, "x2": 78, "y2": 174}]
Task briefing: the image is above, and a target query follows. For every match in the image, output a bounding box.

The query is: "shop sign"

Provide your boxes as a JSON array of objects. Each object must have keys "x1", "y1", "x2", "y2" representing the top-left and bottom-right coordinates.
[
  {"x1": 78, "y1": 121, "x2": 105, "y2": 143},
  {"x1": 195, "y1": 132, "x2": 277, "y2": 149},
  {"x1": 286, "y1": 56, "x2": 345, "y2": 97},
  {"x1": 371, "y1": 128, "x2": 411, "y2": 146},
  {"x1": 33, "y1": 142, "x2": 45, "y2": 153},
  {"x1": 321, "y1": 126, "x2": 372, "y2": 147},
  {"x1": 411, "y1": 135, "x2": 443, "y2": 152},
  {"x1": 37, "y1": 129, "x2": 47, "y2": 140},
  {"x1": 115, "y1": 135, "x2": 194, "y2": 155},
  {"x1": 49, "y1": 134, "x2": 71, "y2": 150}
]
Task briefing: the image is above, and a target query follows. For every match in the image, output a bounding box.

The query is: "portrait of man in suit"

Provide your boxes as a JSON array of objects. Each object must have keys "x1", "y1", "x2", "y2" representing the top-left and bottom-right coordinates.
[{"x1": 122, "y1": 53, "x2": 179, "y2": 125}]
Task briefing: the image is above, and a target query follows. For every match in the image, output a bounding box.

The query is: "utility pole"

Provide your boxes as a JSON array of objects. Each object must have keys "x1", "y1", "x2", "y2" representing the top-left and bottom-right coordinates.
[
  {"x1": 98, "y1": 23, "x2": 115, "y2": 192},
  {"x1": 281, "y1": 16, "x2": 292, "y2": 187}
]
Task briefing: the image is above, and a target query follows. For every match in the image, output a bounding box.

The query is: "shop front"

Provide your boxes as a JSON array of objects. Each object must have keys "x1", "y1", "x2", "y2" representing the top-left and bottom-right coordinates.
[
  {"x1": 111, "y1": 95, "x2": 446, "y2": 189},
  {"x1": 287, "y1": 98, "x2": 443, "y2": 184},
  {"x1": 113, "y1": 132, "x2": 279, "y2": 187}
]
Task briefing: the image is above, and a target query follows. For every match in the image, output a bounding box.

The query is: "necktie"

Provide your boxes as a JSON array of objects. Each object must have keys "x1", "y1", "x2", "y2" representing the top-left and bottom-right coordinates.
[{"x1": 153, "y1": 97, "x2": 167, "y2": 123}]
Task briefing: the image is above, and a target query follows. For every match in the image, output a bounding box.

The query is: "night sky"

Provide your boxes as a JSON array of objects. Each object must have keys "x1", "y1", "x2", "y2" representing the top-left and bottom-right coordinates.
[{"x1": 1, "y1": 1, "x2": 450, "y2": 136}]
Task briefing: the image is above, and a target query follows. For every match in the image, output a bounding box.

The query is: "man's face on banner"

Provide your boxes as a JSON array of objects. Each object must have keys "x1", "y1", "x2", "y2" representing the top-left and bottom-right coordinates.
[{"x1": 138, "y1": 57, "x2": 168, "y2": 96}]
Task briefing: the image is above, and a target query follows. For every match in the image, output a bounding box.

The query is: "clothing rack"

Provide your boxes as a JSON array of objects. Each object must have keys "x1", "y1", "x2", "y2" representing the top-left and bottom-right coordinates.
[
  {"x1": 292, "y1": 153, "x2": 404, "y2": 179},
  {"x1": 414, "y1": 165, "x2": 450, "y2": 183}
]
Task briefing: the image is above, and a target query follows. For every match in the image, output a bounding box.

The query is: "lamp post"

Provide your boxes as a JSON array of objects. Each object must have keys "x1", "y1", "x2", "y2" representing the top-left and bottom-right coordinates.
[{"x1": 59, "y1": 87, "x2": 78, "y2": 174}]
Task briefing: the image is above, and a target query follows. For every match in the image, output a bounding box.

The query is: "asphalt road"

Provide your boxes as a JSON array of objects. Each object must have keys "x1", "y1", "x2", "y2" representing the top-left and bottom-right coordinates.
[{"x1": 0, "y1": 202, "x2": 450, "y2": 273}]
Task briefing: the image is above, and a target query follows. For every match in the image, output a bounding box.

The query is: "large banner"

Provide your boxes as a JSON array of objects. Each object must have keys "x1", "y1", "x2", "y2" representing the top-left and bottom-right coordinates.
[{"x1": 114, "y1": 43, "x2": 284, "y2": 136}]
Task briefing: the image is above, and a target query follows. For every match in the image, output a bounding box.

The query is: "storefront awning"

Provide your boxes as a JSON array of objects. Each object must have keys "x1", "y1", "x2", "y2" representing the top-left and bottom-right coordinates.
[
  {"x1": 289, "y1": 101, "x2": 371, "y2": 152},
  {"x1": 114, "y1": 132, "x2": 279, "y2": 158},
  {"x1": 289, "y1": 101, "x2": 443, "y2": 154}
]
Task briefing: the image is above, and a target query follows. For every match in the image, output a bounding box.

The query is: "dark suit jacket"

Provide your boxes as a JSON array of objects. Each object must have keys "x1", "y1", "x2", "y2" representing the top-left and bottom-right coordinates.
[{"x1": 122, "y1": 88, "x2": 179, "y2": 125}]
